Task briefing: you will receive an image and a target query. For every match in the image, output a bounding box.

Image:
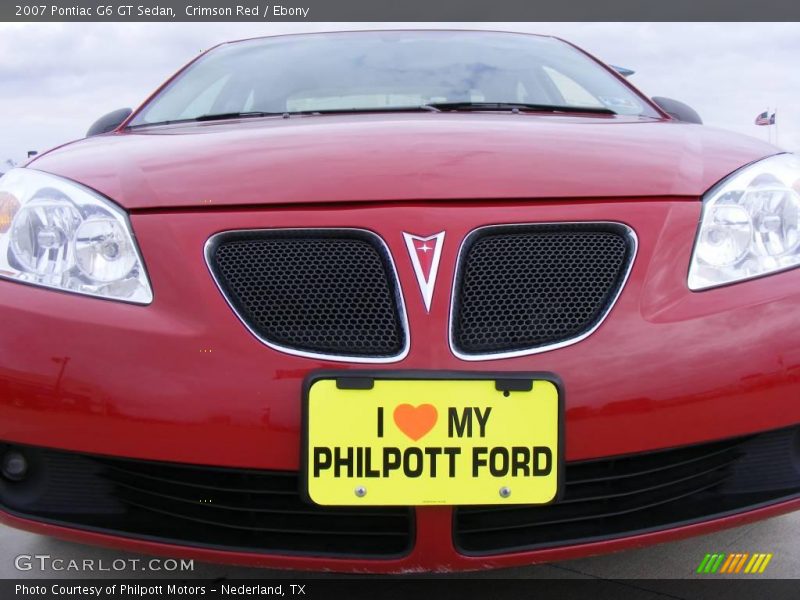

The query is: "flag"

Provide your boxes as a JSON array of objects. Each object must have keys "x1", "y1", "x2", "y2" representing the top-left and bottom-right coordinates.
[
  {"x1": 755, "y1": 111, "x2": 770, "y2": 126},
  {"x1": 770, "y1": 113, "x2": 777, "y2": 125}
]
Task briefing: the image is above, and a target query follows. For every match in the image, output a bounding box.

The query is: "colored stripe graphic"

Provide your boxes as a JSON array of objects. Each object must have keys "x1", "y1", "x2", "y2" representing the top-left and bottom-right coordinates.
[
  {"x1": 735, "y1": 553, "x2": 749, "y2": 573},
  {"x1": 721, "y1": 553, "x2": 737, "y2": 573},
  {"x1": 714, "y1": 554, "x2": 727, "y2": 573},
  {"x1": 702, "y1": 553, "x2": 725, "y2": 573},
  {"x1": 719, "y1": 554, "x2": 736, "y2": 573},
  {"x1": 745, "y1": 554, "x2": 761, "y2": 573},
  {"x1": 759, "y1": 554, "x2": 773, "y2": 573},
  {"x1": 700, "y1": 553, "x2": 773, "y2": 574},
  {"x1": 697, "y1": 554, "x2": 712, "y2": 573}
]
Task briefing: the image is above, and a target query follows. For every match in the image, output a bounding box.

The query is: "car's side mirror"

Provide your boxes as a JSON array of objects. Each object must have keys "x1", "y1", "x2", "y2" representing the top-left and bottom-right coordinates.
[
  {"x1": 87, "y1": 108, "x2": 133, "y2": 137},
  {"x1": 651, "y1": 97, "x2": 702, "y2": 124}
]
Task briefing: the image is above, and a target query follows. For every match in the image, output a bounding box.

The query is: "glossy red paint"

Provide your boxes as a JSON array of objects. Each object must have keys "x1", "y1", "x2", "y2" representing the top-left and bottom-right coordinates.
[
  {"x1": 29, "y1": 114, "x2": 777, "y2": 209},
  {"x1": 3, "y1": 198, "x2": 800, "y2": 465},
  {"x1": 2, "y1": 196, "x2": 800, "y2": 570},
  {"x1": 2, "y1": 32, "x2": 798, "y2": 571}
]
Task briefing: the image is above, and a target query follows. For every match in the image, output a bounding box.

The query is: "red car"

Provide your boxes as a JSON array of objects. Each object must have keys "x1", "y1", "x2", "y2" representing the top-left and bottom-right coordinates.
[{"x1": 1, "y1": 30, "x2": 799, "y2": 573}]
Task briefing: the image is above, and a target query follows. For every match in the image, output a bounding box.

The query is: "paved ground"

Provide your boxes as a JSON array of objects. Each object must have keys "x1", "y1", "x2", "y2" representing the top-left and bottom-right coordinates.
[{"x1": 1, "y1": 510, "x2": 797, "y2": 579}]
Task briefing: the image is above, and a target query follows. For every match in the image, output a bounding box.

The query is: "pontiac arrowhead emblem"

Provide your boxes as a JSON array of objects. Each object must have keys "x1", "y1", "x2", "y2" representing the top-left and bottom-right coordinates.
[{"x1": 403, "y1": 232, "x2": 445, "y2": 312}]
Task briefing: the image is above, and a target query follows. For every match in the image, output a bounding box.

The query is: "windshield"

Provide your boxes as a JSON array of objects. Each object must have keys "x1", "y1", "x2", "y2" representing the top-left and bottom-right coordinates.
[{"x1": 130, "y1": 31, "x2": 659, "y2": 126}]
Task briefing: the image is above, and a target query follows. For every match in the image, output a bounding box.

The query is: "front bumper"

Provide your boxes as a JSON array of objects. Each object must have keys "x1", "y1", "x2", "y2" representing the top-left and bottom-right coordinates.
[{"x1": 2, "y1": 198, "x2": 800, "y2": 571}]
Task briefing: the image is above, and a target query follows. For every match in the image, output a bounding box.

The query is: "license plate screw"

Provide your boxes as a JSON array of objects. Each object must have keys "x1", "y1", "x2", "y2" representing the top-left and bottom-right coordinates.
[
  {"x1": 499, "y1": 486, "x2": 511, "y2": 498},
  {"x1": 354, "y1": 486, "x2": 367, "y2": 498}
]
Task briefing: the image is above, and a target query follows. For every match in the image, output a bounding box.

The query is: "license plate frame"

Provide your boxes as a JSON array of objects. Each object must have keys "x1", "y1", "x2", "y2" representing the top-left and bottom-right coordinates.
[{"x1": 301, "y1": 371, "x2": 564, "y2": 507}]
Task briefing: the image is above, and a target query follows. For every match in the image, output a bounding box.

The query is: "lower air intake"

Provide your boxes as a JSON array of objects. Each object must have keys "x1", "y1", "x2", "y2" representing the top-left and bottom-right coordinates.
[
  {"x1": 0, "y1": 446, "x2": 413, "y2": 557},
  {"x1": 454, "y1": 426, "x2": 800, "y2": 555}
]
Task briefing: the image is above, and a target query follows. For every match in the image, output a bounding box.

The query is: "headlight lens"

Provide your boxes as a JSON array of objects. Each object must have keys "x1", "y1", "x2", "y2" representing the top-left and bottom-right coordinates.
[
  {"x1": 688, "y1": 153, "x2": 800, "y2": 290},
  {"x1": 0, "y1": 168, "x2": 152, "y2": 303}
]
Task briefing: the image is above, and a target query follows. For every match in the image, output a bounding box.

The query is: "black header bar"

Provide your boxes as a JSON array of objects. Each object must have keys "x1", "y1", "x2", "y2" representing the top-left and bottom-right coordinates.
[
  {"x1": 3, "y1": 0, "x2": 800, "y2": 22},
  {"x1": 4, "y1": 578, "x2": 800, "y2": 600}
]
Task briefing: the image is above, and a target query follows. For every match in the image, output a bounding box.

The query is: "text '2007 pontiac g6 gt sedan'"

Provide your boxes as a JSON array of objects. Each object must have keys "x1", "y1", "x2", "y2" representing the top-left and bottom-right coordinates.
[{"x1": 1, "y1": 30, "x2": 799, "y2": 572}]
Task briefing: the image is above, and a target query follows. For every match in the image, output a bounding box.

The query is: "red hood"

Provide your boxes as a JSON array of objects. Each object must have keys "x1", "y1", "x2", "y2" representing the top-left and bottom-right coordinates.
[{"x1": 29, "y1": 113, "x2": 778, "y2": 210}]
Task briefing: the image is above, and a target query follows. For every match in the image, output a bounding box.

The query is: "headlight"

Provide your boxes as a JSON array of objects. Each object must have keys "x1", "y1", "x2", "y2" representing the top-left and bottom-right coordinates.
[
  {"x1": 0, "y1": 168, "x2": 152, "y2": 304},
  {"x1": 688, "y1": 153, "x2": 800, "y2": 290}
]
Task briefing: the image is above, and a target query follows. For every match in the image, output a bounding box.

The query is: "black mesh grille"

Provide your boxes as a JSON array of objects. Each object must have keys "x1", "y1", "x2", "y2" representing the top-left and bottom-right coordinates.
[
  {"x1": 452, "y1": 223, "x2": 634, "y2": 355},
  {"x1": 454, "y1": 427, "x2": 800, "y2": 555},
  {"x1": 0, "y1": 445, "x2": 413, "y2": 557},
  {"x1": 208, "y1": 230, "x2": 406, "y2": 358}
]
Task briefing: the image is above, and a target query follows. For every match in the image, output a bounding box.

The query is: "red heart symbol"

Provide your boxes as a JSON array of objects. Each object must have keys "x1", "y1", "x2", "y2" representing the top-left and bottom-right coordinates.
[{"x1": 393, "y1": 403, "x2": 438, "y2": 441}]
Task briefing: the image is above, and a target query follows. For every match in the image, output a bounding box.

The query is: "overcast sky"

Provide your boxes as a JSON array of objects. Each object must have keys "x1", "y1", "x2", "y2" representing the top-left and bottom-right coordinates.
[{"x1": 1, "y1": 22, "x2": 797, "y2": 165}]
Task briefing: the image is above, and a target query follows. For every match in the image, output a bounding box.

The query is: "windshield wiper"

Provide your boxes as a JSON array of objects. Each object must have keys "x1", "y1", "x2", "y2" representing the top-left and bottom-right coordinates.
[
  {"x1": 287, "y1": 105, "x2": 441, "y2": 115},
  {"x1": 194, "y1": 111, "x2": 284, "y2": 122},
  {"x1": 129, "y1": 102, "x2": 614, "y2": 130},
  {"x1": 422, "y1": 102, "x2": 616, "y2": 115},
  {"x1": 128, "y1": 107, "x2": 439, "y2": 129},
  {"x1": 126, "y1": 111, "x2": 285, "y2": 129}
]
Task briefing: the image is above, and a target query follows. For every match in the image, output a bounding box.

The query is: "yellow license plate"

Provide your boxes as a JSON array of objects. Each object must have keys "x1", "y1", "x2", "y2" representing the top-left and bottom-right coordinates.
[{"x1": 304, "y1": 374, "x2": 562, "y2": 506}]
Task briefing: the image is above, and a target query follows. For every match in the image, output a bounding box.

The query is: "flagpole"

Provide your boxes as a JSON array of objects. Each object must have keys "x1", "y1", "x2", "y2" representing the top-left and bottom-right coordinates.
[
  {"x1": 775, "y1": 108, "x2": 779, "y2": 147},
  {"x1": 766, "y1": 107, "x2": 771, "y2": 143}
]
